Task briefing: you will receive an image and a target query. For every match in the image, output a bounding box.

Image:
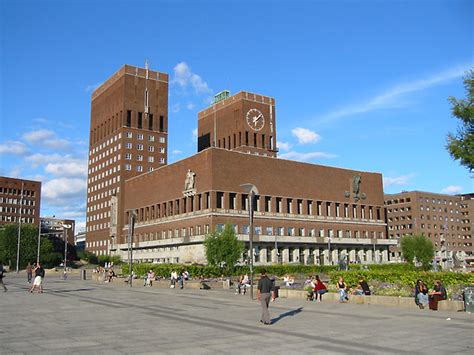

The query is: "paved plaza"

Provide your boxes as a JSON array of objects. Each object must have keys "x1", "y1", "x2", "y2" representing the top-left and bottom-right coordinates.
[{"x1": 0, "y1": 272, "x2": 472, "y2": 354}]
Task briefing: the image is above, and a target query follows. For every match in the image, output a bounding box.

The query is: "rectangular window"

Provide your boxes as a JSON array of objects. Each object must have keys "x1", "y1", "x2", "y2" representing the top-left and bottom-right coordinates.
[
  {"x1": 159, "y1": 137, "x2": 165, "y2": 143},
  {"x1": 336, "y1": 203, "x2": 340, "y2": 217},
  {"x1": 229, "y1": 193, "x2": 236, "y2": 209},
  {"x1": 159, "y1": 116, "x2": 164, "y2": 131},
  {"x1": 266, "y1": 226, "x2": 273, "y2": 235},
  {"x1": 276, "y1": 197, "x2": 282, "y2": 213},
  {"x1": 138, "y1": 112, "x2": 143, "y2": 129},
  {"x1": 344, "y1": 204, "x2": 349, "y2": 218},
  {"x1": 125, "y1": 164, "x2": 131, "y2": 171},
  {"x1": 216, "y1": 191, "x2": 224, "y2": 209},
  {"x1": 137, "y1": 144, "x2": 143, "y2": 151},
  {"x1": 125, "y1": 153, "x2": 132, "y2": 160},
  {"x1": 245, "y1": 131, "x2": 249, "y2": 145},
  {"x1": 136, "y1": 155, "x2": 143, "y2": 161},
  {"x1": 126, "y1": 132, "x2": 132, "y2": 138},
  {"x1": 126, "y1": 143, "x2": 132, "y2": 149},
  {"x1": 126, "y1": 110, "x2": 131, "y2": 127},
  {"x1": 253, "y1": 133, "x2": 257, "y2": 147},
  {"x1": 265, "y1": 196, "x2": 271, "y2": 212},
  {"x1": 317, "y1": 201, "x2": 322, "y2": 216},
  {"x1": 262, "y1": 134, "x2": 265, "y2": 148},
  {"x1": 148, "y1": 135, "x2": 155, "y2": 142},
  {"x1": 148, "y1": 156, "x2": 154, "y2": 162},
  {"x1": 148, "y1": 146, "x2": 155, "y2": 152},
  {"x1": 148, "y1": 114, "x2": 153, "y2": 131},
  {"x1": 137, "y1": 134, "x2": 144, "y2": 140}
]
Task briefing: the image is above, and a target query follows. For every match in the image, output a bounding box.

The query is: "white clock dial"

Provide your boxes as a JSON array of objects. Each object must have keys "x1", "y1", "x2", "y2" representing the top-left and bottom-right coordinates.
[{"x1": 246, "y1": 109, "x2": 265, "y2": 131}]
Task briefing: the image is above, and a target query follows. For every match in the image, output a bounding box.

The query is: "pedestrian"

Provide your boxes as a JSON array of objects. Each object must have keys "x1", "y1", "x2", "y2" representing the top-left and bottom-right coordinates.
[
  {"x1": 312, "y1": 275, "x2": 328, "y2": 302},
  {"x1": 0, "y1": 264, "x2": 7, "y2": 292},
  {"x1": 170, "y1": 270, "x2": 178, "y2": 288},
  {"x1": 26, "y1": 262, "x2": 33, "y2": 283},
  {"x1": 257, "y1": 269, "x2": 275, "y2": 325},
  {"x1": 337, "y1": 276, "x2": 349, "y2": 303},
  {"x1": 414, "y1": 279, "x2": 429, "y2": 309},
  {"x1": 428, "y1": 280, "x2": 447, "y2": 311},
  {"x1": 29, "y1": 263, "x2": 45, "y2": 293}
]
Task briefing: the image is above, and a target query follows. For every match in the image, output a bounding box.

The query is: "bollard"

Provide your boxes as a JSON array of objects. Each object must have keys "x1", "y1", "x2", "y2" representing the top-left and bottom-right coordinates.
[{"x1": 81, "y1": 269, "x2": 87, "y2": 280}]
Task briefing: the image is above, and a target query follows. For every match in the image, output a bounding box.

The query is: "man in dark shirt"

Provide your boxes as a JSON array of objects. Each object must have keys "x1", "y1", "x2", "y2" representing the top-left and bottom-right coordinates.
[
  {"x1": 0, "y1": 264, "x2": 7, "y2": 292},
  {"x1": 257, "y1": 269, "x2": 274, "y2": 325}
]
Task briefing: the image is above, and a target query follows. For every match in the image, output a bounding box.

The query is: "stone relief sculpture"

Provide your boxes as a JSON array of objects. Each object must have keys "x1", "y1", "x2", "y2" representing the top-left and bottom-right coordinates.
[{"x1": 184, "y1": 169, "x2": 196, "y2": 191}]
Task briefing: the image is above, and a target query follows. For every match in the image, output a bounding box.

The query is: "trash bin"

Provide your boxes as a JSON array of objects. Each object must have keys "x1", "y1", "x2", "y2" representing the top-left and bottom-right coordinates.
[
  {"x1": 463, "y1": 285, "x2": 474, "y2": 313},
  {"x1": 80, "y1": 269, "x2": 87, "y2": 280}
]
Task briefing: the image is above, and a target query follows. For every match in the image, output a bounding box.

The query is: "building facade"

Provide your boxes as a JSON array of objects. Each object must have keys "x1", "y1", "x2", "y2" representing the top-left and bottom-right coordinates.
[
  {"x1": 385, "y1": 191, "x2": 473, "y2": 263},
  {"x1": 85, "y1": 64, "x2": 169, "y2": 256},
  {"x1": 114, "y1": 147, "x2": 394, "y2": 265},
  {"x1": 40, "y1": 217, "x2": 76, "y2": 246},
  {"x1": 0, "y1": 176, "x2": 41, "y2": 227}
]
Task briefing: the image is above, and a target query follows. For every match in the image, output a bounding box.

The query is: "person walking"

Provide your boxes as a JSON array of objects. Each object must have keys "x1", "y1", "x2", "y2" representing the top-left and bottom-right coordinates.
[
  {"x1": 29, "y1": 263, "x2": 45, "y2": 293},
  {"x1": 0, "y1": 264, "x2": 7, "y2": 292},
  {"x1": 26, "y1": 262, "x2": 33, "y2": 284},
  {"x1": 257, "y1": 269, "x2": 275, "y2": 325}
]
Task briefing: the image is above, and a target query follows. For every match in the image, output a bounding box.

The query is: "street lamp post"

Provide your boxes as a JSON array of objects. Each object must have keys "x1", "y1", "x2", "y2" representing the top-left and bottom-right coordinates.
[
  {"x1": 241, "y1": 183, "x2": 258, "y2": 300},
  {"x1": 328, "y1": 236, "x2": 331, "y2": 265},
  {"x1": 36, "y1": 221, "x2": 42, "y2": 264},
  {"x1": 16, "y1": 182, "x2": 24, "y2": 273},
  {"x1": 127, "y1": 210, "x2": 137, "y2": 288},
  {"x1": 62, "y1": 224, "x2": 72, "y2": 274}
]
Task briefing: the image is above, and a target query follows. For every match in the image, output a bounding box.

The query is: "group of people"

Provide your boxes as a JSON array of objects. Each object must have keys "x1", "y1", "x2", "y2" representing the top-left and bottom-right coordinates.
[
  {"x1": 415, "y1": 279, "x2": 447, "y2": 310},
  {"x1": 170, "y1": 270, "x2": 189, "y2": 289},
  {"x1": 304, "y1": 275, "x2": 328, "y2": 301}
]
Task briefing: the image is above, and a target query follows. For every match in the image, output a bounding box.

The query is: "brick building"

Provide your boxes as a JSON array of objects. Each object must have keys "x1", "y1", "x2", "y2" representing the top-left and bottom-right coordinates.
[
  {"x1": 0, "y1": 176, "x2": 41, "y2": 227},
  {"x1": 384, "y1": 191, "x2": 473, "y2": 263},
  {"x1": 85, "y1": 64, "x2": 169, "y2": 255},
  {"x1": 87, "y1": 64, "x2": 396, "y2": 264},
  {"x1": 40, "y1": 217, "x2": 75, "y2": 246}
]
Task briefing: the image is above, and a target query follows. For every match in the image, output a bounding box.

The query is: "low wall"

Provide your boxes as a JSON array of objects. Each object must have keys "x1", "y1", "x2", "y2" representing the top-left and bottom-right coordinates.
[{"x1": 278, "y1": 288, "x2": 465, "y2": 312}]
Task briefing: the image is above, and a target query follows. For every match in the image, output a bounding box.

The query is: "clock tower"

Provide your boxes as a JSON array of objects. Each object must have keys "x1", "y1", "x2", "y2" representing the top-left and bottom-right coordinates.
[{"x1": 197, "y1": 91, "x2": 278, "y2": 157}]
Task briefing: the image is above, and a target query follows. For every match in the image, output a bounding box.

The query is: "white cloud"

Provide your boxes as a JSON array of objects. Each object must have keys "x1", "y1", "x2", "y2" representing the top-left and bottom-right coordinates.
[
  {"x1": 383, "y1": 173, "x2": 416, "y2": 188},
  {"x1": 279, "y1": 151, "x2": 337, "y2": 162},
  {"x1": 22, "y1": 129, "x2": 70, "y2": 149},
  {"x1": 319, "y1": 64, "x2": 471, "y2": 122},
  {"x1": 172, "y1": 62, "x2": 211, "y2": 94},
  {"x1": 9, "y1": 167, "x2": 22, "y2": 178},
  {"x1": 441, "y1": 185, "x2": 463, "y2": 195},
  {"x1": 192, "y1": 128, "x2": 198, "y2": 143},
  {"x1": 277, "y1": 141, "x2": 292, "y2": 151},
  {"x1": 42, "y1": 177, "x2": 87, "y2": 202},
  {"x1": 186, "y1": 102, "x2": 195, "y2": 110},
  {"x1": 85, "y1": 82, "x2": 101, "y2": 93},
  {"x1": 25, "y1": 153, "x2": 64, "y2": 167},
  {"x1": 0, "y1": 141, "x2": 28, "y2": 155},
  {"x1": 45, "y1": 159, "x2": 87, "y2": 178},
  {"x1": 291, "y1": 128, "x2": 321, "y2": 144},
  {"x1": 172, "y1": 150, "x2": 183, "y2": 155}
]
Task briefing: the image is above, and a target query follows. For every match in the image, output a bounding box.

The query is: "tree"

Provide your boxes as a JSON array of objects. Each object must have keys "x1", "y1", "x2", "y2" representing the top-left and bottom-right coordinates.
[
  {"x1": 0, "y1": 224, "x2": 60, "y2": 268},
  {"x1": 203, "y1": 224, "x2": 244, "y2": 274},
  {"x1": 400, "y1": 234, "x2": 435, "y2": 270},
  {"x1": 446, "y1": 70, "x2": 474, "y2": 172}
]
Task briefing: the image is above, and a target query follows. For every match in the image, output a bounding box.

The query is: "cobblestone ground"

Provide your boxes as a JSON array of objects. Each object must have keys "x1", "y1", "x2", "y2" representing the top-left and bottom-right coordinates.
[{"x1": 0, "y1": 272, "x2": 472, "y2": 354}]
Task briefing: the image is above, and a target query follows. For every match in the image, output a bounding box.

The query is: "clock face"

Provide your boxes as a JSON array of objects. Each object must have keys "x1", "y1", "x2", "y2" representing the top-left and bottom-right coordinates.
[{"x1": 246, "y1": 108, "x2": 265, "y2": 131}]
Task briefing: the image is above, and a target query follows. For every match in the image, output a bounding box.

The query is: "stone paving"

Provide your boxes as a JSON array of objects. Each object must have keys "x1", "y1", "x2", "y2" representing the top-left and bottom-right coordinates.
[{"x1": 0, "y1": 272, "x2": 472, "y2": 354}]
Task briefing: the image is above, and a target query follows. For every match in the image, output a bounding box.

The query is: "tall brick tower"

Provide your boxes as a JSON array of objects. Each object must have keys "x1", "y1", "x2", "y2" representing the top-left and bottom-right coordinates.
[
  {"x1": 86, "y1": 64, "x2": 169, "y2": 256},
  {"x1": 197, "y1": 91, "x2": 278, "y2": 157}
]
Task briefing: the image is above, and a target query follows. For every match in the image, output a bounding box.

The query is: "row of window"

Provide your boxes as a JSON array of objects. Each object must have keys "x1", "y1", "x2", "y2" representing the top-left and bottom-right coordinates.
[
  {"x1": 131, "y1": 224, "x2": 384, "y2": 243},
  {"x1": 419, "y1": 206, "x2": 459, "y2": 214},
  {"x1": 124, "y1": 164, "x2": 155, "y2": 172},
  {"x1": 0, "y1": 206, "x2": 36, "y2": 214},
  {"x1": 125, "y1": 132, "x2": 166, "y2": 143},
  {"x1": 88, "y1": 175, "x2": 120, "y2": 194},
  {"x1": 89, "y1": 153, "x2": 120, "y2": 174},
  {"x1": 0, "y1": 197, "x2": 36, "y2": 206},
  {"x1": 129, "y1": 192, "x2": 384, "y2": 223},
  {"x1": 91, "y1": 133, "x2": 121, "y2": 155},
  {"x1": 0, "y1": 187, "x2": 37, "y2": 197},
  {"x1": 0, "y1": 215, "x2": 35, "y2": 223},
  {"x1": 87, "y1": 186, "x2": 120, "y2": 204},
  {"x1": 217, "y1": 131, "x2": 275, "y2": 151}
]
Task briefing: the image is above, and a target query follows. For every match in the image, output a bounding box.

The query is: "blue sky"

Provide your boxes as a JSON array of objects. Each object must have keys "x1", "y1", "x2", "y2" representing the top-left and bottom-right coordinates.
[{"x1": 0, "y1": 0, "x2": 472, "y2": 232}]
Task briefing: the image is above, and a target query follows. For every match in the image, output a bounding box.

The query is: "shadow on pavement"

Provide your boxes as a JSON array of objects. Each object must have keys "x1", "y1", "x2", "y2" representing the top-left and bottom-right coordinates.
[{"x1": 271, "y1": 307, "x2": 303, "y2": 324}]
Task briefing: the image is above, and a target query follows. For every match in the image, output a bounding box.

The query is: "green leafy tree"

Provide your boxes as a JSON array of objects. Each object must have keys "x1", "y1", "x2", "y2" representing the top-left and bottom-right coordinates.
[
  {"x1": 203, "y1": 224, "x2": 244, "y2": 274},
  {"x1": 400, "y1": 234, "x2": 435, "y2": 270},
  {"x1": 447, "y1": 70, "x2": 474, "y2": 172},
  {"x1": 0, "y1": 224, "x2": 58, "y2": 268}
]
